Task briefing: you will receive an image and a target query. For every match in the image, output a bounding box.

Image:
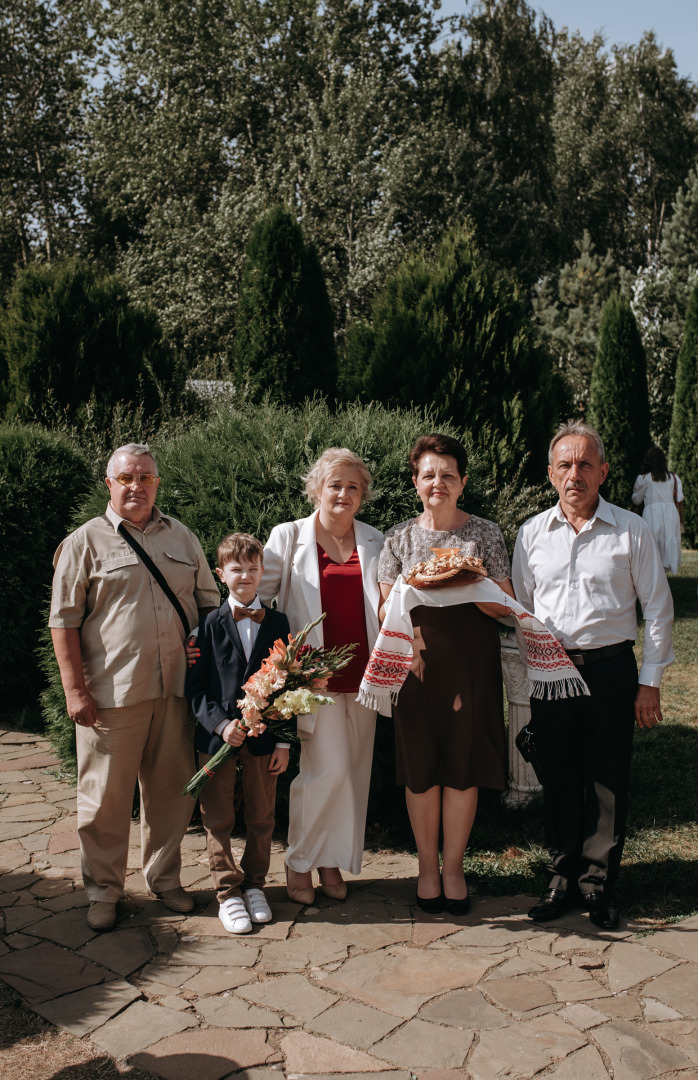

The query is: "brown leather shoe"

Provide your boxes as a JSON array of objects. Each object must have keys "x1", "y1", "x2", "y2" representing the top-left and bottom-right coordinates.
[
  {"x1": 285, "y1": 863, "x2": 315, "y2": 905},
  {"x1": 87, "y1": 901, "x2": 117, "y2": 931},
  {"x1": 318, "y1": 867, "x2": 347, "y2": 900},
  {"x1": 155, "y1": 887, "x2": 195, "y2": 913}
]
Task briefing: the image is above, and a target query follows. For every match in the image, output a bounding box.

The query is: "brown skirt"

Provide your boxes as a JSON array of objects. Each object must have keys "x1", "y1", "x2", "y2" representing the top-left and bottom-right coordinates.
[{"x1": 394, "y1": 603, "x2": 507, "y2": 793}]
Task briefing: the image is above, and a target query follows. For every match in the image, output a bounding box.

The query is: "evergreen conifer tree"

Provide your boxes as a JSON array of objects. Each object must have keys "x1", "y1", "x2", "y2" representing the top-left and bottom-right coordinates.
[
  {"x1": 588, "y1": 294, "x2": 650, "y2": 507},
  {"x1": 347, "y1": 223, "x2": 566, "y2": 484},
  {"x1": 669, "y1": 282, "x2": 698, "y2": 545},
  {"x1": 2, "y1": 261, "x2": 180, "y2": 425},
  {"x1": 232, "y1": 206, "x2": 337, "y2": 403}
]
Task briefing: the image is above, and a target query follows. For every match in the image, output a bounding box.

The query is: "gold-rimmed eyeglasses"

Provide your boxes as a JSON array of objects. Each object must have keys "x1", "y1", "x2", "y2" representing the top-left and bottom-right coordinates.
[{"x1": 108, "y1": 472, "x2": 159, "y2": 487}]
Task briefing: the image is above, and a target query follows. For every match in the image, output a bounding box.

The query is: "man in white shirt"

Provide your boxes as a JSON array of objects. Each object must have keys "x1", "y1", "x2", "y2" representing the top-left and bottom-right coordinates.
[{"x1": 512, "y1": 421, "x2": 674, "y2": 929}]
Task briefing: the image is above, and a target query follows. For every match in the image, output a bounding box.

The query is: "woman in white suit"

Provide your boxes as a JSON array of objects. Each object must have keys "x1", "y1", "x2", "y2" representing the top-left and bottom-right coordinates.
[{"x1": 260, "y1": 448, "x2": 382, "y2": 905}]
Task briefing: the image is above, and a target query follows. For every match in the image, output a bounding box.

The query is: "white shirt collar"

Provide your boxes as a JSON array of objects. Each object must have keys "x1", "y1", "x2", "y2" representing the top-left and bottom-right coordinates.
[{"x1": 550, "y1": 493, "x2": 617, "y2": 531}]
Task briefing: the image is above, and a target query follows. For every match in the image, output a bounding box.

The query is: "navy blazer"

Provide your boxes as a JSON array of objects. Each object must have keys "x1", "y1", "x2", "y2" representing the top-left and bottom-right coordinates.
[{"x1": 186, "y1": 602, "x2": 292, "y2": 757}]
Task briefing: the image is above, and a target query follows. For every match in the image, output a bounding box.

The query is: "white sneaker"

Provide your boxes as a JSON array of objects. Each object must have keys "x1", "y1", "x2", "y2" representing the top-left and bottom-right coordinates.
[
  {"x1": 218, "y1": 896, "x2": 252, "y2": 934},
  {"x1": 243, "y1": 887, "x2": 273, "y2": 924}
]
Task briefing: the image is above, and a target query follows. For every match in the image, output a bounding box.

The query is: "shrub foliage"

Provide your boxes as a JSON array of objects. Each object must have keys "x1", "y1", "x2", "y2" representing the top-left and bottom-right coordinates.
[
  {"x1": 0, "y1": 423, "x2": 91, "y2": 710},
  {"x1": 669, "y1": 282, "x2": 698, "y2": 545}
]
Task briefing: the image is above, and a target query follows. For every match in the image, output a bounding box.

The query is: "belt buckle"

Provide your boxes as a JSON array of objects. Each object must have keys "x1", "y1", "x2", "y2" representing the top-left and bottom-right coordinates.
[{"x1": 567, "y1": 651, "x2": 584, "y2": 667}]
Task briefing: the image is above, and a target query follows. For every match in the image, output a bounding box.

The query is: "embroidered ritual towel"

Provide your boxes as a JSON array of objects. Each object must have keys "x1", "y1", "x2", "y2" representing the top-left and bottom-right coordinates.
[{"x1": 357, "y1": 575, "x2": 589, "y2": 715}]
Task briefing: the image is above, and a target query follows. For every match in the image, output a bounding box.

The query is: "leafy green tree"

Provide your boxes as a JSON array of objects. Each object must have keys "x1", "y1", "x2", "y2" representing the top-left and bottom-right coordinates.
[
  {"x1": 588, "y1": 294, "x2": 650, "y2": 507},
  {"x1": 2, "y1": 260, "x2": 183, "y2": 425},
  {"x1": 232, "y1": 207, "x2": 336, "y2": 402},
  {"x1": 533, "y1": 231, "x2": 619, "y2": 411},
  {"x1": 0, "y1": 0, "x2": 96, "y2": 287},
  {"x1": 669, "y1": 283, "x2": 698, "y2": 545},
  {"x1": 350, "y1": 223, "x2": 566, "y2": 484}
]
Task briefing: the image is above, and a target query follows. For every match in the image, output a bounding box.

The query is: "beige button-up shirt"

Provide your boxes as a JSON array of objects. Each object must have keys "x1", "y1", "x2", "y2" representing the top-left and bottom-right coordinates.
[{"x1": 49, "y1": 504, "x2": 220, "y2": 708}]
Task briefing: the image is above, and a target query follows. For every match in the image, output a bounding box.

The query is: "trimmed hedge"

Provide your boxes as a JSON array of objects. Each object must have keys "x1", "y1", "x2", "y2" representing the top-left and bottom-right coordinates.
[
  {"x1": 0, "y1": 424, "x2": 92, "y2": 712},
  {"x1": 40, "y1": 399, "x2": 551, "y2": 828}
]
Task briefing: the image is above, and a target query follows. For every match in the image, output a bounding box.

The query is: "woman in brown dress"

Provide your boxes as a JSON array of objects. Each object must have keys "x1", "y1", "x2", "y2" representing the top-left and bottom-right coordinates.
[{"x1": 378, "y1": 434, "x2": 514, "y2": 915}]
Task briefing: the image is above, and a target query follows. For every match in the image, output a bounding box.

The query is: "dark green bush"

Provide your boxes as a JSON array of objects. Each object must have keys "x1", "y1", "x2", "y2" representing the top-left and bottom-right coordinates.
[
  {"x1": 669, "y1": 282, "x2": 698, "y2": 545},
  {"x1": 41, "y1": 398, "x2": 551, "y2": 817},
  {"x1": 2, "y1": 260, "x2": 184, "y2": 427},
  {"x1": 0, "y1": 423, "x2": 91, "y2": 711}
]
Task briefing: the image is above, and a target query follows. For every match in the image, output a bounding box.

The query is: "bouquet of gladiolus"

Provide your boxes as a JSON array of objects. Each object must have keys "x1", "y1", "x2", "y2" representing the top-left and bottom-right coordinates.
[{"x1": 183, "y1": 613, "x2": 355, "y2": 798}]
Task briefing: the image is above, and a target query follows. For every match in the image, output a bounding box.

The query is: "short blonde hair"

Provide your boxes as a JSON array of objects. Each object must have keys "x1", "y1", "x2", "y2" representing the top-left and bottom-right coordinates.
[
  {"x1": 216, "y1": 533, "x2": 264, "y2": 568},
  {"x1": 303, "y1": 448, "x2": 374, "y2": 508}
]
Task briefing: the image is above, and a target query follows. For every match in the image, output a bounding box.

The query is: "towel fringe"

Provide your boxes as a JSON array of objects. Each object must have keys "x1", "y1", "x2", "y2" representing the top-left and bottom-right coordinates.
[{"x1": 529, "y1": 674, "x2": 591, "y2": 700}]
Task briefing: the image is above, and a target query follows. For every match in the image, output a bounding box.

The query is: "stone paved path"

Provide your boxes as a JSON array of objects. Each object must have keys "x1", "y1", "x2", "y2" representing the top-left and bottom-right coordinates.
[{"x1": 2, "y1": 725, "x2": 698, "y2": 1080}]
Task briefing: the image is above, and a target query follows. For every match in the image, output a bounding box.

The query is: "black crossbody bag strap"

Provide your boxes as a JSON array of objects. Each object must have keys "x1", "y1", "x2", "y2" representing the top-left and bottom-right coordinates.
[{"x1": 118, "y1": 523, "x2": 190, "y2": 638}]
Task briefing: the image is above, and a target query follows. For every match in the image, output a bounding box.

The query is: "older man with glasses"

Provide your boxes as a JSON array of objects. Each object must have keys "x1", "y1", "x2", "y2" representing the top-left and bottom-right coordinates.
[{"x1": 50, "y1": 443, "x2": 219, "y2": 931}]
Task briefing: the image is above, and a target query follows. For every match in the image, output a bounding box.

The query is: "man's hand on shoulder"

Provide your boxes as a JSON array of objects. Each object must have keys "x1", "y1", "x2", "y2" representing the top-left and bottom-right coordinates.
[
  {"x1": 635, "y1": 684, "x2": 662, "y2": 729},
  {"x1": 66, "y1": 687, "x2": 99, "y2": 728}
]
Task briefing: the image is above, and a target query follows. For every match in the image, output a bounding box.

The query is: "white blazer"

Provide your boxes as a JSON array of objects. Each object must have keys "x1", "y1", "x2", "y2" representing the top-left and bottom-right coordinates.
[{"x1": 260, "y1": 510, "x2": 383, "y2": 656}]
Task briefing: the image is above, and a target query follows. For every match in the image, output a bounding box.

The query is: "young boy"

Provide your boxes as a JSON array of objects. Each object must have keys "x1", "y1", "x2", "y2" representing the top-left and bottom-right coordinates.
[{"x1": 186, "y1": 533, "x2": 291, "y2": 934}]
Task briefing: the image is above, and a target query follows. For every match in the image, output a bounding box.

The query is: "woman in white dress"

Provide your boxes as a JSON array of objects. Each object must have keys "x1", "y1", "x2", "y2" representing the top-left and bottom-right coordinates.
[
  {"x1": 632, "y1": 447, "x2": 685, "y2": 575},
  {"x1": 260, "y1": 449, "x2": 382, "y2": 905}
]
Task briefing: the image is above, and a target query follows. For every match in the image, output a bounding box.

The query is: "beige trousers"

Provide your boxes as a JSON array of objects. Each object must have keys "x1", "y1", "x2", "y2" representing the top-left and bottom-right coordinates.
[
  {"x1": 286, "y1": 694, "x2": 377, "y2": 876},
  {"x1": 76, "y1": 696, "x2": 195, "y2": 903},
  {"x1": 198, "y1": 745, "x2": 277, "y2": 902}
]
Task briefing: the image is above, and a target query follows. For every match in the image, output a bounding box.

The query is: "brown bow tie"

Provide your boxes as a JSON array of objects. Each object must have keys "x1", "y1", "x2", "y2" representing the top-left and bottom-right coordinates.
[{"x1": 233, "y1": 606, "x2": 265, "y2": 624}]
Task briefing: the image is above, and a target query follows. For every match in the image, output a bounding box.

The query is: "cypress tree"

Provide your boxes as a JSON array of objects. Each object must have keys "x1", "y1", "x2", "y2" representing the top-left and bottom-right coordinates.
[
  {"x1": 232, "y1": 206, "x2": 337, "y2": 403},
  {"x1": 669, "y1": 282, "x2": 698, "y2": 545},
  {"x1": 347, "y1": 223, "x2": 566, "y2": 484},
  {"x1": 588, "y1": 294, "x2": 650, "y2": 507}
]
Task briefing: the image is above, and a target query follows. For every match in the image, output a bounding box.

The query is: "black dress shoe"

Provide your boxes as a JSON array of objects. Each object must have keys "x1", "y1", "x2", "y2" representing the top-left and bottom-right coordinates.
[
  {"x1": 528, "y1": 888, "x2": 569, "y2": 922},
  {"x1": 416, "y1": 893, "x2": 444, "y2": 914},
  {"x1": 584, "y1": 894, "x2": 619, "y2": 930}
]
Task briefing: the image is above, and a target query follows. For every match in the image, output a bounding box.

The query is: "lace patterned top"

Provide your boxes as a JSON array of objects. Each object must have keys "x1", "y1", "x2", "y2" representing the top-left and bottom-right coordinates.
[{"x1": 378, "y1": 515, "x2": 511, "y2": 584}]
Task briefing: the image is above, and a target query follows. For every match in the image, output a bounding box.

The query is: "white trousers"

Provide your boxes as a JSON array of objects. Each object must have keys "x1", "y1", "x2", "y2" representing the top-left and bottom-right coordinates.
[{"x1": 286, "y1": 694, "x2": 377, "y2": 876}]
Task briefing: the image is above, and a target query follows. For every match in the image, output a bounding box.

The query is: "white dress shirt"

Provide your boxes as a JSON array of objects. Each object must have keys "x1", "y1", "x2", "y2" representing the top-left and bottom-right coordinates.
[{"x1": 512, "y1": 496, "x2": 674, "y2": 687}]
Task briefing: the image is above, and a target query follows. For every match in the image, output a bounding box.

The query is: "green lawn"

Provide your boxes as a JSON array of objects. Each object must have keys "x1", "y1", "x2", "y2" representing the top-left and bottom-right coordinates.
[{"x1": 463, "y1": 550, "x2": 698, "y2": 924}]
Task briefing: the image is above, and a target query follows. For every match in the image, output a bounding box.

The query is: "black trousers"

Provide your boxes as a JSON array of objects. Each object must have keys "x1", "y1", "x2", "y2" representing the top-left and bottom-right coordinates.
[{"x1": 530, "y1": 649, "x2": 638, "y2": 896}]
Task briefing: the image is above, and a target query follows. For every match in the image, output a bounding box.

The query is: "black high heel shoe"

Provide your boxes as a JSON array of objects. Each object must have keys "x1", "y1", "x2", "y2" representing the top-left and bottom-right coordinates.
[
  {"x1": 443, "y1": 893, "x2": 470, "y2": 916},
  {"x1": 416, "y1": 892, "x2": 445, "y2": 914}
]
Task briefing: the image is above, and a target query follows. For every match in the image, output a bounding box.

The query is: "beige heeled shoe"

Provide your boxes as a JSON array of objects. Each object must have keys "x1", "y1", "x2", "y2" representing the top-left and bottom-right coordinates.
[
  {"x1": 318, "y1": 867, "x2": 347, "y2": 900},
  {"x1": 285, "y1": 863, "x2": 315, "y2": 906}
]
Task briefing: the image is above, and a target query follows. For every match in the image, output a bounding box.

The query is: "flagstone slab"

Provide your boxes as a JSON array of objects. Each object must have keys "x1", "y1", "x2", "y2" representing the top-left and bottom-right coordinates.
[
  {"x1": 593, "y1": 995, "x2": 643, "y2": 1019},
  {"x1": 593, "y1": 1017, "x2": 695, "y2": 1080},
  {"x1": 4, "y1": 932, "x2": 42, "y2": 949},
  {"x1": 0, "y1": 820, "x2": 51, "y2": 842},
  {"x1": 419, "y1": 987, "x2": 512, "y2": 1030},
  {"x1": 34, "y1": 977, "x2": 142, "y2": 1035},
  {"x1": 468, "y1": 1014, "x2": 587, "y2": 1080},
  {"x1": 258, "y1": 936, "x2": 347, "y2": 973},
  {"x1": 47, "y1": 831, "x2": 80, "y2": 854},
  {"x1": 546, "y1": 1044, "x2": 611, "y2": 1079},
  {"x1": 280, "y1": 1030, "x2": 391, "y2": 1073},
  {"x1": 197, "y1": 994, "x2": 284, "y2": 1028},
  {"x1": 413, "y1": 911, "x2": 473, "y2": 946},
  {"x1": 131, "y1": 1027, "x2": 282, "y2": 1079},
  {"x1": 447, "y1": 918, "x2": 540, "y2": 951},
  {"x1": 483, "y1": 974, "x2": 557, "y2": 1013},
  {"x1": 170, "y1": 938, "x2": 259, "y2": 967},
  {"x1": 0, "y1": 870, "x2": 39, "y2": 892},
  {"x1": 486, "y1": 956, "x2": 545, "y2": 979},
  {"x1": 374, "y1": 1018, "x2": 474, "y2": 1069},
  {"x1": 0, "y1": 939, "x2": 115, "y2": 1002},
  {"x1": 79, "y1": 925, "x2": 156, "y2": 975},
  {"x1": 238, "y1": 972, "x2": 338, "y2": 1021},
  {"x1": 30, "y1": 876, "x2": 76, "y2": 898},
  {"x1": 558, "y1": 1003, "x2": 610, "y2": 1029},
  {"x1": 1, "y1": 837, "x2": 34, "y2": 864},
  {"x1": 606, "y1": 940, "x2": 679, "y2": 992},
  {"x1": 0, "y1": 771, "x2": 30, "y2": 784},
  {"x1": 126, "y1": 901, "x2": 188, "y2": 928},
  {"x1": 297, "y1": 901, "x2": 412, "y2": 951},
  {"x1": 0, "y1": 753, "x2": 61, "y2": 771},
  {"x1": 91, "y1": 999, "x2": 198, "y2": 1058},
  {"x1": 3, "y1": 903, "x2": 50, "y2": 933},
  {"x1": 29, "y1": 906, "x2": 97, "y2": 949},
  {"x1": 642, "y1": 963, "x2": 698, "y2": 1017},
  {"x1": 43, "y1": 889, "x2": 89, "y2": 912},
  {"x1": 642, "y1": 998, "x2": 684, "y2": 1021},
  {"x1": 183, "y1": 967, "x2": 257, "y2": 995},
  {"x1": 307, "y1": 999, "x2": 402, "y2": 1048},
  {"x1": 139, "y1": 962, "x2": 200, "y2": 987},
  {"x1": 159, "y1": 995, "x2": 192, "y2": 1012},
  {"x1": 647, "y1": 1019, "x2": 698, "y2": 1061},
  {"x1": 642, "y1": 916, "x2": 698, "y2": 965},
  {"x1": 541, "y1": 968, "x2": 611, "y2": 1003},
  {"x1": 322, "y1": 944, "x2": 495, "y2": 1019},
  {"x1": 1, "y1": 793, "x2": 46, "y2": 807}
]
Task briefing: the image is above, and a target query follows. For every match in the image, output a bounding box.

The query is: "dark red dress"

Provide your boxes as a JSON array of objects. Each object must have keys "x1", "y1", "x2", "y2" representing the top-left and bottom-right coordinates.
[{"x1": 317, "y1": 544, "x2": 369, "y2": 694}]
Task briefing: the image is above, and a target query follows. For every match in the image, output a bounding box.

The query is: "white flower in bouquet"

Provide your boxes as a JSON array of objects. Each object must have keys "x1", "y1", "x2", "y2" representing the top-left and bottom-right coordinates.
[{"x1": 273, "y1": 687, "x2": 334, "y2": 719}]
